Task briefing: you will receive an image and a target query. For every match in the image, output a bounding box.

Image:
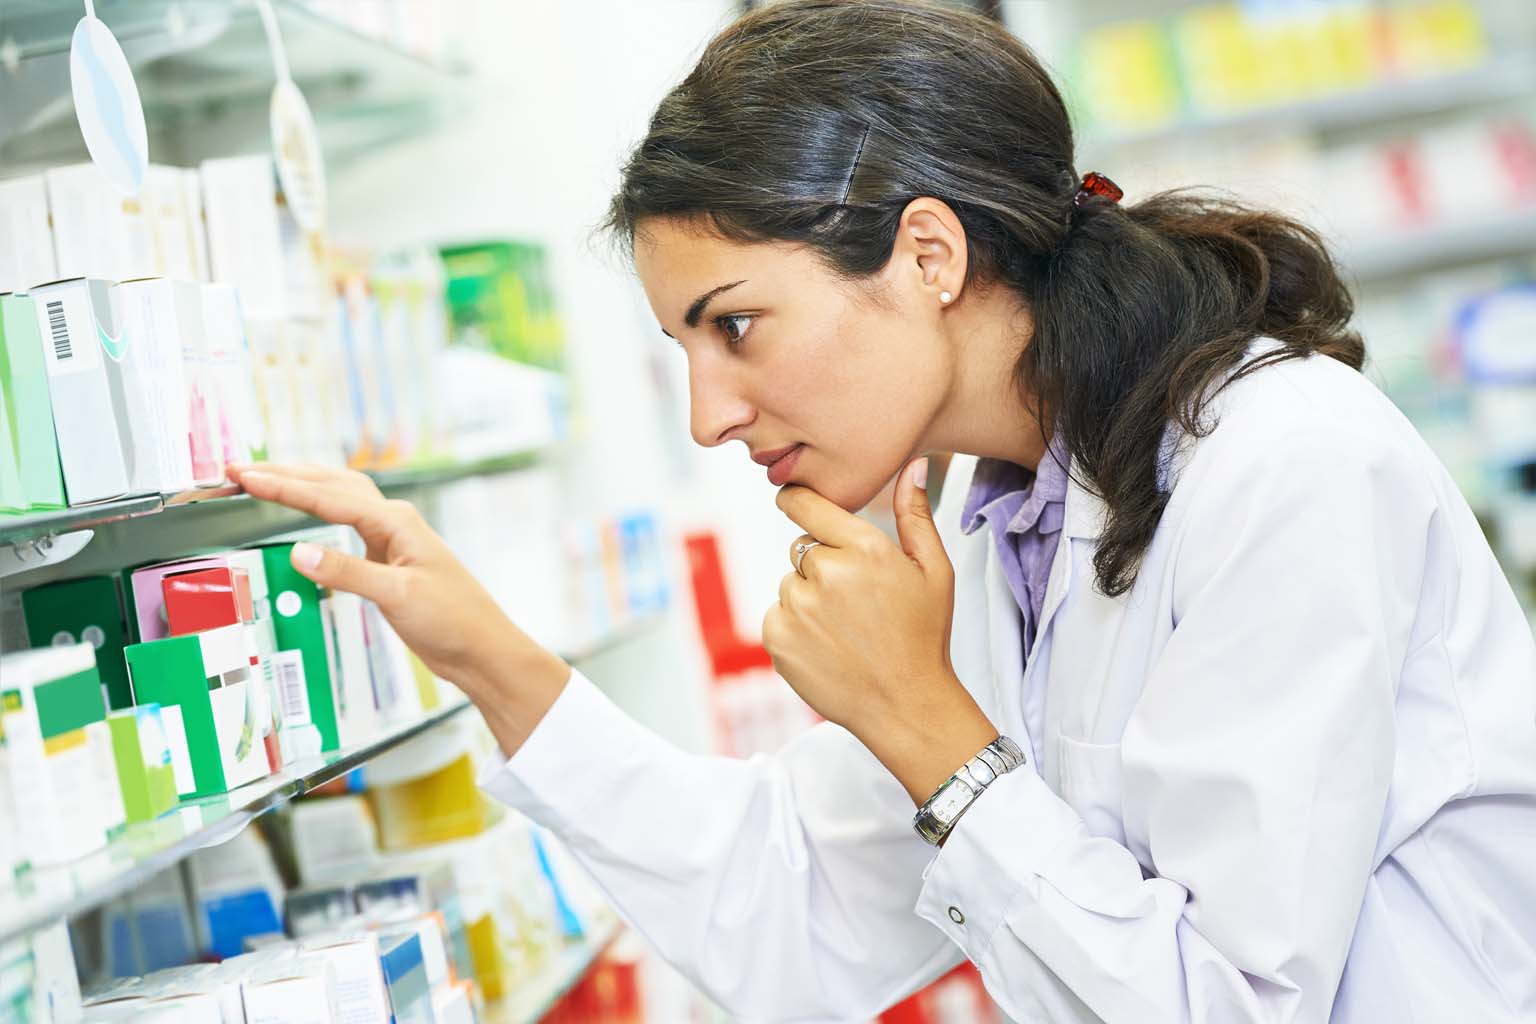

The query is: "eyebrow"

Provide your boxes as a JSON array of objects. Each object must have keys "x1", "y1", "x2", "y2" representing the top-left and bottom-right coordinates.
[{"x1": 661, "y1": 279, "x2": 748, "y2": 338}]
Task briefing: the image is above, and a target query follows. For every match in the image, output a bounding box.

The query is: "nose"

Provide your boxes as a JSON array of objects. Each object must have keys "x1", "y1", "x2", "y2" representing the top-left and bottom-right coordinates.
[{"x1": 688, "y1": 355, "x2": 755, "y2": 448}]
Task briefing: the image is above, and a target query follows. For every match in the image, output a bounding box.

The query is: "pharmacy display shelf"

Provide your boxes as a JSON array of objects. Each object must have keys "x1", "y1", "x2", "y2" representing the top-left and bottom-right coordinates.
[
  {"x1": 0, "y1": 0, "x2": 471, "y2": 169},
  {"x1": 485, "y1": 917, "x2": 626, "y2": 1024},
  {"x1": 1080, "y1": 51, "x2": 1536, "y2": 156},
  {"x1": 0, "y1": 614, "x2": 665, "y2": 949},
  {"x1": 1343, "y1": 208, "x2": 1536, "y2": 284},
  {"x1": 0, "y1": 447, "x2": 553, "y2": 579},
  {"x1": 0, "y1": 699, "x2": 473, "y2": 950}
]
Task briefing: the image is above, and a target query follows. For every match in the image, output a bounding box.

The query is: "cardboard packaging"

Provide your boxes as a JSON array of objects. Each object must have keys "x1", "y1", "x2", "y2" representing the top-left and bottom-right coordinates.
[
  {"x1": 224, "y1": 548, "x2": 323, "y2": 761},
  {"x1": 0, "y1": 293, "x2": 67, "y2": 509},
  {"x1": 0, "y1": 644, "x2": 126, "y2": 866},
  {"x1": 141, "y1": 166, "x2": 206, "y2": 281},
  {"x1": 26, "y1": 278, "x2": 134, "y2": 505},
  {"x1": 247, "y1": 320, "x2": 304, "y2": 464},
  {"x1": 0, "y1": 175, "x2": 58, "y2": 294},
  {"x1": 0, "y1": 696, "x2": 29, "y2": 881},
  {"x1": 123, "y1": 624, "x2": 270, "y2": 798},
  {"x1": 201, "y1": 156, "x2": 287, "y2": 321},
  {"x1": 22, "y1": 574, "x2": 134, "y2": 710},
  {"x1": 0, "y1": 378, "x2": 24, "y2": 512},
  {"x1": 107, "y1": 704, "x2": 179, "y2": 823},
  {"x1": 102, "y1": 864, "x2": 198, "y2": 977},
  {"x1": 261, "y1": 543, "x2": 345, "y2": 752},
  {"x1": 162, "y1": 564, "x2": 282, "y2": 773},
  {"x1": 111, "y1": 278, "x2": 215, "y2": 494},
  {"x1": 288, "y1": 795, "x2": 380, "y2": 886},
  {"x1": 297, "y1": 934, "x2": 391, "y2": 1024},
  {"x1": 202, "y1": 282, "x2": 267, "y2": 465},
  {"x1": 377, "y1": 931, "x2": 433, "y2": 1024},
  {"x1": 45, "y1": 163, "x2": 154, "y2": 282}
]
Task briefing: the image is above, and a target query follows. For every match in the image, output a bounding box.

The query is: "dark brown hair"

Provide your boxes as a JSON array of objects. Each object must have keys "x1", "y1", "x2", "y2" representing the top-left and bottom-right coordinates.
[{"x1": 606, "y1": 0, "x2": 1364, "y2": 595}]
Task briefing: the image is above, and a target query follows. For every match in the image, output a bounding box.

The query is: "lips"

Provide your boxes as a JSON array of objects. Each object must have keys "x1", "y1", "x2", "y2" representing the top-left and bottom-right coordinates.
[
  {"x1": 763, "y1": 444, "x2": 804, "y2": 487},
  {"x1": 751, "y1": 444, "x2": 800, "y2": 467}
]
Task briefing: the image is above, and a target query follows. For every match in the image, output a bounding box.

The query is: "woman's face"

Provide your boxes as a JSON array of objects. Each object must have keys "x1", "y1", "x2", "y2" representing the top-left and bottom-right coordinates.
[{"x1": 634, "y1": 216, "x2": 956, "y2": 512}]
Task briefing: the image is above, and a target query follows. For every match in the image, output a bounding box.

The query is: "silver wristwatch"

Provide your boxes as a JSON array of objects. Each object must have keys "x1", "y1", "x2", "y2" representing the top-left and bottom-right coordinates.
[{"x1": 912, "y1": 736, "x2": 1027, "y2": 846}]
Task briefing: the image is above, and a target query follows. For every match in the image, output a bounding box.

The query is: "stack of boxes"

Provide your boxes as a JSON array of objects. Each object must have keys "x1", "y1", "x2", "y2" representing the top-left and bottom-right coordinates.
[
  {"x1": 0, "y1": 157, "x2": 567, "y2": 516},
  {"x1": 0, "y1": 524, "x2": 460, "y2": 892}
]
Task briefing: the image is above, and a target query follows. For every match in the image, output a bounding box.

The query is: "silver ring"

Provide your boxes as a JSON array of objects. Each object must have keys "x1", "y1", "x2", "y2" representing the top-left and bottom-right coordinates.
[{"x1": 793, "y1": 540, "x2": 822, "y2": 579}]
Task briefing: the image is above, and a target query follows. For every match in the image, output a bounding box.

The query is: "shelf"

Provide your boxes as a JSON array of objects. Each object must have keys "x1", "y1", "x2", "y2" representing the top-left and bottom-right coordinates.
[
  {"x1": 1342, "y1": 208, "x2": 1536, "y2": 284},
  {"x1": 0, "y1": 447, "x2": 554, "y2": 554},
  {"x1": 0, "y1": 699, "x2": 474, "y2": 949},
  {"x1": 0, "y1": 0, "x2": 472, "y2": 169},
  {"x1": 485, "y1": 917, "x2": 625, "y2": 1024},
  {"x1": 1080, "y1": 52, "x2": 1536, "y2": 155},
  {"x1": 0, "y1": 613, "x2": 666, "y2": 949}
]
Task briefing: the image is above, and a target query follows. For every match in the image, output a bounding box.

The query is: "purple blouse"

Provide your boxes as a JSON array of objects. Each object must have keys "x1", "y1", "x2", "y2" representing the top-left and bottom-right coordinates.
[{"x1": 959, "y1": 440, "x2": 1071, "y2": 657}]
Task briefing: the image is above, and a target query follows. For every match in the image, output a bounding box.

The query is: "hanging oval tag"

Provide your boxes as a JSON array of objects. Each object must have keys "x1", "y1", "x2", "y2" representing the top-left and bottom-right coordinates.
[
  {"x1": 270, "y1": 78, "x2": 328, "y2": 232},
  {"x1": 69, "y1": 15, "x2": 149, "y2": 196}
]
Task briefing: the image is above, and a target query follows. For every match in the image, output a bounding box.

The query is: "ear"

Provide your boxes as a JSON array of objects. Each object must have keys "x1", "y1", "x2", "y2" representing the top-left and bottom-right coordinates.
[{"x1": 888, "y1": 197, "x2": 969, "y2": 307}]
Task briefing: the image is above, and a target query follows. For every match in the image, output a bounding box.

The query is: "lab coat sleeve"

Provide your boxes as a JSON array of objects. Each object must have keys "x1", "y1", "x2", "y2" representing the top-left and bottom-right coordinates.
[
  {"x1": 916, "y1": 423, "x2": 1430, "y2": 1022},
  {"x1": 478, "y1": 671, "x2": 960, "y2": 1022}
]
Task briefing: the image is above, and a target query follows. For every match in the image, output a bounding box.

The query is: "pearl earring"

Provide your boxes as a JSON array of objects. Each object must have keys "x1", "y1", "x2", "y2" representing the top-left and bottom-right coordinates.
[{"x1": 940, "y1": 291, "x2": 953, "y2": 304}]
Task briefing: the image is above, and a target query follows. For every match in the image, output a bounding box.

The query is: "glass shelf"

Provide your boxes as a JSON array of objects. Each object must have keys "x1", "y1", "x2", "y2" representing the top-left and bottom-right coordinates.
[
  {"x1": 484, "y1": 917, "x2": 625, "y2": 1024},
  {"x1": 0, "y1": 447, "x2": 554, "y2": 551},
  {"x1": 0, "y1": 0, "x2": 472, "y2": 169},
  {"x1": 0, "y1": 613, "x2": 664, "y2": 948},
  {"x1": 1080, "y1": 52, "x2": 1536, "y2": 155},
  {"x1": 0, "y1": 699, "x2": 474, "y2": 949}
]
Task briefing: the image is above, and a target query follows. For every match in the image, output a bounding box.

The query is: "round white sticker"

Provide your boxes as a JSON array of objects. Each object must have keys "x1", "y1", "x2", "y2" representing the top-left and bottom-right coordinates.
[
  {"x1": 271, "y1": 78, "x2": 327, "y2": 232},
  {"x1": 276, "y1": 590, "x2": 302, "y2": 618},
  {"x1": 70, "y1": 16, "x2": 149, "y2": 197},
  {"x1": 82, "y1": 625, "x2": 106, "y2": 650},
  {"x1": 51, "y1": 630, "x2": 76, "y2": 647}
]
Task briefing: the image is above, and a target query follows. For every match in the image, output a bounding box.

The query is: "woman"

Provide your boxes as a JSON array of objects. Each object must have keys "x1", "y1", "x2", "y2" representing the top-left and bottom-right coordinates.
[{"x1": 231, "y1": 1, "x2": 1536, "y2": 1020}]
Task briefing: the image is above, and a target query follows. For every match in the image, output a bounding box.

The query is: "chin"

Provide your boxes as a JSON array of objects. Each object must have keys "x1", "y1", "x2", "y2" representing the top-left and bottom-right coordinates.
[{"x1": 809, "y1": 474, "x2": 890, "y2": 515}]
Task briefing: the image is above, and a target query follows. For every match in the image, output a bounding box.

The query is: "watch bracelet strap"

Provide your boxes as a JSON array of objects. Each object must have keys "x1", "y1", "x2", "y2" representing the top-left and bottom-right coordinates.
[{"x1": 912, "y1": 735, "x2": 1026, "y2": 845}]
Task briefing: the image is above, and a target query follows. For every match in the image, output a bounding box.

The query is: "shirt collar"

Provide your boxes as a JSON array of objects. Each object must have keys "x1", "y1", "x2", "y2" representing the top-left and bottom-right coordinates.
[{"x1": 960, "y1": 435, "x2": 1070, "y2": 538}]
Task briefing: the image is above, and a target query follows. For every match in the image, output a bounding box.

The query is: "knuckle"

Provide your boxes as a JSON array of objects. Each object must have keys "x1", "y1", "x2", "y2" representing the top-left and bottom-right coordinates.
[{"x1": 384, "y1": 499, "x2": 420, "y2": 526}]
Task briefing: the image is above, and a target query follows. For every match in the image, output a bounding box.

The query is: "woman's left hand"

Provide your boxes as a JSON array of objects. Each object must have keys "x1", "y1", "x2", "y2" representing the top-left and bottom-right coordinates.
[{"x1": 764, "y1": 458, "x2": 999, "y2": 805}]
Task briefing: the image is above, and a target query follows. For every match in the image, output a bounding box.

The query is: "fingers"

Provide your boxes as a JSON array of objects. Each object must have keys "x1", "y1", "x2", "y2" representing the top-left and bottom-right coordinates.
[
  {"x1": 776, "y1": 486, "x2": 883, "y2": 549},
  {"x1": 229, "y1": 462, "x2": 381, "y2": 497},
  {"x1": 290, "y1": 542, "x2": 405, "y2": 607},
  {"x1": 787, "y1": 534, "x2": 824, "y2": 579},
  {"x1": 237, "y1": 470, "x2": 402, "y2": 543},
  {"x1": 892, "y1": 457, "x2": 949, "y2": 575}
]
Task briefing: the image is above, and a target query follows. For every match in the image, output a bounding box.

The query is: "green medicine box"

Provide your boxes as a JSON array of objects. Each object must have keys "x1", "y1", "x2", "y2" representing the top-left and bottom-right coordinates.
[
  {"x1": 1, "y1": 644, "x2": 126, "y2": 865},
  {"x1": 22, "y1": 575, "x2": 133, "y2": 710},
  {"x1": 0, "y1": 293, "x2": 66, "y2": 510},
  {"x1": 261, "y1": 543, "x2": 342, "y2": 753},
  {"x1": 107, "y1": 704, "x2": 178, "y2": 823},
  {"x1": 0, "y1": 377, "x2": 23, "y2": 511},
  {"x1": 124, "y1": 624, "x2": 270, "y2": 799}
]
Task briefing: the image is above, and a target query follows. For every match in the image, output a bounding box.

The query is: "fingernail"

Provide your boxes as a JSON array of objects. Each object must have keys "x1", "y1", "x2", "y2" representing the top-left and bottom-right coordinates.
[
  {"x1": 912, "y1": 457, "x2": 929, "y2": 490},
  {"x1": 291, "y1": 542, "x2": 324, "y2": 572}
]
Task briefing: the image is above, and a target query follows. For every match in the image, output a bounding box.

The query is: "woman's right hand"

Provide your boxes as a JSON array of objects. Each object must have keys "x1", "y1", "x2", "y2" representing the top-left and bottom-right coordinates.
[{"x1": 226, "y1": 462, "x2": 571, "y2": 751}]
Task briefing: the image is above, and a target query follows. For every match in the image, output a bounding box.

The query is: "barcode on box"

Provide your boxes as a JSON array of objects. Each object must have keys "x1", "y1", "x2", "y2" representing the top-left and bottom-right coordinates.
[
  {"x1": 45, "y1": 300, "x2": 71, "y2": 362},
  {"x1": 274, "y1": 650, "x2": 311, "y2": 726}
]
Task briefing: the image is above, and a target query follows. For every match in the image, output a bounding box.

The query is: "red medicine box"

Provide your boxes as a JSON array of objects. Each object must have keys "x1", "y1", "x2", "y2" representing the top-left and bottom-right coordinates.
[{"x1": 163, "y1": 566, "x2": 255, "y2": 636}]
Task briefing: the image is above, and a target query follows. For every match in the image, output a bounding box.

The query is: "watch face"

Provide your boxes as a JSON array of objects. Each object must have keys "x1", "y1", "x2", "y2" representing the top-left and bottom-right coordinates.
[{"x1": 931, "y1": 780, "x2": 972, "y2": 823}]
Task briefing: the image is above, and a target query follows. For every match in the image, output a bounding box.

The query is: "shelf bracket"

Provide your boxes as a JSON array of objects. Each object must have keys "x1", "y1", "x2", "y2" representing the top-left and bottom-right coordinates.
[{"x1": 0, "y1": 529, "x2": 94, "y2": 580}]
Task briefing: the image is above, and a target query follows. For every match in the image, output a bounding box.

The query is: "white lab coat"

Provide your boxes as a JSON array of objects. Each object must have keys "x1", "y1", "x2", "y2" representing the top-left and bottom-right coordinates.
[{"x1": 481, "y1": 344, "x2": 1536, "y2": 1023}]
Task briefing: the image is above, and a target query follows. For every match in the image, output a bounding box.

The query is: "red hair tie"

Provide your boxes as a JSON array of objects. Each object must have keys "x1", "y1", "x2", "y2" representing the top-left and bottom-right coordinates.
[{"x1": 1073, "y1": 171, "x2": 1123, "y2": 208}]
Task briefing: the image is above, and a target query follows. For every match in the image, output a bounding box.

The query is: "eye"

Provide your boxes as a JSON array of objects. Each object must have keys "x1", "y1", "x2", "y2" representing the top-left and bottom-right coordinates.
[{"x1": 715, "y1": 314, "x2": 755, "y2": 348}]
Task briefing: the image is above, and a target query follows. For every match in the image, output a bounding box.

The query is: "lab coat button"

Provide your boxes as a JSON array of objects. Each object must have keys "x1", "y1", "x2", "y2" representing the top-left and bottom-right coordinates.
[{"x1": 948, "y1": 906, "x2": 965, "y2": 925}]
